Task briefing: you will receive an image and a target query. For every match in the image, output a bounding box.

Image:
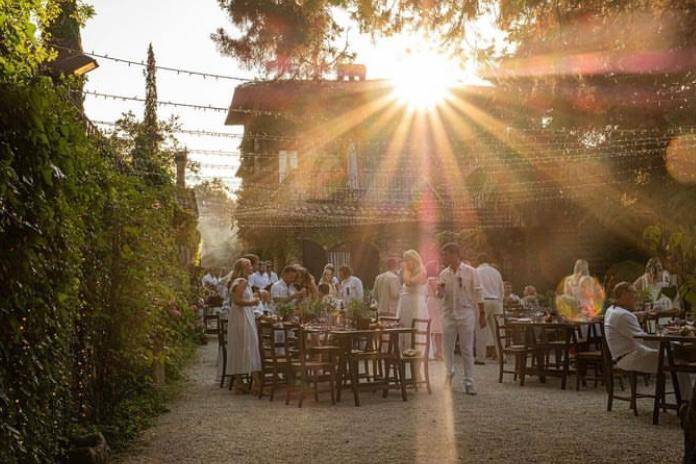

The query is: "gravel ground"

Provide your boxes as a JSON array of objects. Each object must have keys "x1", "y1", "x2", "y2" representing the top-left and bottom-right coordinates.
[{"x1": 117, "y1": 338, "x2": 683, "y2": 464}]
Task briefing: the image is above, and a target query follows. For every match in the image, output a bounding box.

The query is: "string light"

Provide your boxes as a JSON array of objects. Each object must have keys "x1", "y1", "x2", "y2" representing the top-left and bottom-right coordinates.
[{"x1": 52, "y1": 45, "x2": 257, "y2": 82}]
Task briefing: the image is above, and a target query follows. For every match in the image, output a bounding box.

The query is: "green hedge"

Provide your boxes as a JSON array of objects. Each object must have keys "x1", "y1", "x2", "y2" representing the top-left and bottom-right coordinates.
[{"x1": 0, "y1": 79, "x2": 200, "y2": 463}]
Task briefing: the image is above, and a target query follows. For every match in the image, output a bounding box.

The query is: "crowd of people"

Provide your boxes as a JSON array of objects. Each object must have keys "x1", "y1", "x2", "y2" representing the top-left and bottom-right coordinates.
[{"x1": 201, "y1": 247, "x2": 688, "y2": 396}]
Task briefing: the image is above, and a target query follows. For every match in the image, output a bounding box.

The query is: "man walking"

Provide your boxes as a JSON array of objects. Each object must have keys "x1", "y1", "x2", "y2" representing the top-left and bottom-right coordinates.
[
  {"x1": 373, "y1": 257, "x2": 401, "y2": 316},
  {"x1": 438, "y1": 242, "x2": 483, "y2": 395},
  {"x1": 476, "y1": 253, "x2": 505, "y2": 363}
]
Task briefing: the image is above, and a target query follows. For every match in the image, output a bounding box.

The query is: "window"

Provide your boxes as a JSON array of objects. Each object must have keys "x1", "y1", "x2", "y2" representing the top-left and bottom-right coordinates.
[{"x1": 278, "y1": 150, "x2": 298, "y2": 183}]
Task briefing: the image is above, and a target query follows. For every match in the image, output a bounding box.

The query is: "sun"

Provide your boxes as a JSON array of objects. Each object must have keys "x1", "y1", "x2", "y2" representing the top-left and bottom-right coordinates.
[{"x1": 391, "y1": 49, "x2": 459, "y2": 109}]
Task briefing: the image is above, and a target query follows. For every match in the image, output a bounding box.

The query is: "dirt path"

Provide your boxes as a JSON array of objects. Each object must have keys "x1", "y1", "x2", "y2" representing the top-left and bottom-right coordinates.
[{"x1": 117, "y1": 338, "x2": 682, "y2": 464}]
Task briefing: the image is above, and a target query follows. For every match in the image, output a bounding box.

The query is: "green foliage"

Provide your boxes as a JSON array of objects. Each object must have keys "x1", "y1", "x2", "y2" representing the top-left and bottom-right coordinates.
[
  {"x1": 0, "y1": 0, "x2": 59, "y2": 81},
  {"x1": 345, "y1": 299, "x2": 370, "y2": 321},
  {"x1": 298, "y1": 298, "x2": 324, "y2": 321},
  {"x1": 0, "y1": 79, "x2": 200, "y2": 464}
]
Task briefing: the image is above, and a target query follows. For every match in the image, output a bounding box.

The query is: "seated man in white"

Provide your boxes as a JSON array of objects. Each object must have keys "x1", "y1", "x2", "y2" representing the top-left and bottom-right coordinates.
[{"x1": 605, "y1": 281, "x2": 692, "y2": 399}]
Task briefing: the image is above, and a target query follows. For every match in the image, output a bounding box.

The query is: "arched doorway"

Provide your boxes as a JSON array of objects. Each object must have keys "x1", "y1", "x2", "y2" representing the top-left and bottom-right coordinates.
[{"x1": 301, "y1": 239, "x2": 327, "y2": 281}]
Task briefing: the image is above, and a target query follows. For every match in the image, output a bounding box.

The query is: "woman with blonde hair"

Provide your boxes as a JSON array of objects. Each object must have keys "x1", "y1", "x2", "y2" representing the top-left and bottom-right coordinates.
[
  {"x1": 397, "y1": 250, "x2": 429, "y2": 345},
  {"x1": 226, "y1": 258, "x2": 262, "y2": 393}
]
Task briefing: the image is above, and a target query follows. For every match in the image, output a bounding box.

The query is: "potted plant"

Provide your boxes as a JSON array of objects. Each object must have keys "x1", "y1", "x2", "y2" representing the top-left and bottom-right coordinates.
[
  {"x1": 276, "y1": 302, "x2": 295, "y2": 322},
  {"x1": 346, "y1": 299, "x2": 371, "y2": 329},
  {"x1": 298, "y1": 298, "x2": 323, "y2": 323}
]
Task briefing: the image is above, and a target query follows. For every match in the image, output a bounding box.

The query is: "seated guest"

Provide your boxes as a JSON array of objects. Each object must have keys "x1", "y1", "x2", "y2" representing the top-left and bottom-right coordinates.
[
  {"x1": 318, "y1": 283, "x2": 337, "y2": 306},
  {"x1": 267, "y1": 261, "x2": 279, "y2": 284},
  {"x1": 605, "y1": 282, "x2": 691, "y2": 398},
  {"x1": 372, "y1": 257, "x2": 401, "y2": 316},
  {"x1": 521, "y1": 285, "x2": 539, "y2": 310},
  {"x1": 249, "y1": 261, "x2": 272, "y2": 292},
  {"x1": 503, "y1": 281, "x2": 522, "y2": 308},
  {"x1": 338, "y1": 265, "x2": 363, "y2": 305},
  {"x1": 270, "y1": 265, "x2": 305, "y2": 307},
  {"x1": 605, "y1": 282, "x2": 658, "y2": 372}
]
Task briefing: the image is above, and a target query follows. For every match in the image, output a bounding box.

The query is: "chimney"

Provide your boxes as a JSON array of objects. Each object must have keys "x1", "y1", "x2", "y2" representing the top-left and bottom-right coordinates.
[
  {"x1": 337, "y1": 63, "x2": 366, "y2": 81},
  {"x1": 175, "y1": 150, "x2": 187, "y2": 188}
]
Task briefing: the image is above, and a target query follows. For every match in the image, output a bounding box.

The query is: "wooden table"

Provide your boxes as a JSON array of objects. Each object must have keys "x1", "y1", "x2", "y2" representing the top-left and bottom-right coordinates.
[
  {"x1": 307, "y1": 327, "x2": 414, "y2": 406},
  {"x1": 505, "y1": 320, "x2": 583, "y2": 389},
  {"x1": 635, "y1": 333, "x2": 696, "y2": 424}
]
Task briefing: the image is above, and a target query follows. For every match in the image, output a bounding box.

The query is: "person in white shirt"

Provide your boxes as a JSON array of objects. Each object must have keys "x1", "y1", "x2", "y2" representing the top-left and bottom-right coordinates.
[
  {"x1": 604, "y1": 282, "x2": 657, "y2": 373},
  {"x1": 270, "y1": 265, "x2": 305, "y2": 308},
  {"x1": 438, "y1": 242, "x2": 484, "y2": 395},
  {"x1": 633, "y1": 257, "x2": 676, "y2": 310},
  {"x1": 338, "y1": 265, "x2": 363, "y2": 305},
  {"x1": 266, "y1": 261, "x2": 279, "y2": 285},
  {"x1": 476, "y1": 254, "x2": 505, "y2": 363},
  {"x1": 249, "y1": 261, "x2": 272, "y2": 292},
  {"x1": 605, "y1": 282, "x2": 692, "y2": 400},
  {"x1": 372, "y1": 257, "x2": 401, "y2": 316}
]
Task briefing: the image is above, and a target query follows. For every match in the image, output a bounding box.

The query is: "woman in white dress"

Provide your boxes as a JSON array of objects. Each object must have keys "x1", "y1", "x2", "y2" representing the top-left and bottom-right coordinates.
[
  {"x1": 396, "y1": 250, "x2": 429, "y2": 348},
  {"x1": 226, "y1": 258, "x2": 262, "y2": 393}
]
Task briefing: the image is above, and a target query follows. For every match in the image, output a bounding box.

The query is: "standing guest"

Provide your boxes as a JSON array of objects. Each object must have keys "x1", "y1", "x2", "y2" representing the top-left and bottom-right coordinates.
[
  {"x1": 324, "y1": 263, "x2": 340, "y2": 289},
  {"x1": 426, "y1": 260, "x2": 443, "y2": 360},
  {"x1": 373, "y1": 257, "x2": 402, "y2": 316},
  {"x1": 396, "y1": 250, "x2": 428, "y2": 347},
  {"x1": 438, "y1": 242, "x2": 483, "y2": 395},
  {"x1": 563, "y1": 259, "x2": 590, "y2": 299},
  {"x1": 226, "y1": 258, "x2": 262, "y2": 393},
  {"x1": 295, "y1": 266, "x2": 319, "y2": 299},
  {"x1": 249, "y1": 261, "x2": 272, "y2": 292},
  {"x1": 319, "y1": 268, "x2": 339, "y2": 297},
  {"x1": 270, "y1": 265, "x2": 305, "y2": 307},
  {"x1": 476, "y1": 253, "x2": 505, "y2": 363},
  {"x1": 243, "y1": 253, "x2": 260, "y2": 274},
  {"x1": 634, "y1": 257, "x2": 675, "y2": 310},
  {"x1": 338, "y1": 265, "x2": 363, "y2": 305},
  {"x1": 605, "y1": 282, "x2": 691, "y2": 398}
]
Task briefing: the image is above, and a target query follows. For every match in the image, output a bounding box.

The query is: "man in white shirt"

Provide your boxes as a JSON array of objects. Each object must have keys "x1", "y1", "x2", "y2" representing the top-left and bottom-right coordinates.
[
  {"x1": 338, "y1": 265, "x2": 363, "y2": 305},
  {"x1": 372, "y1": 257, "x2": 401, "y2": 316},
  {"x1": 604, "y1": 282, "x2": 661, "y2": 372},
  {"x1": 476, "y1": 254, "x2": 505, "y2": 363},
  {"x1": 270, "y1": 265, "x2": 305, "y2": 308},
  {"x1": 438, "y1": 242, "x2": 484, "y2": 395},
  {"x1": 604, "y1": 281, "x2": 693, "y2": 402},
  {"x1": 249, "y1": 262, "x2": 271, "y2": 292}
]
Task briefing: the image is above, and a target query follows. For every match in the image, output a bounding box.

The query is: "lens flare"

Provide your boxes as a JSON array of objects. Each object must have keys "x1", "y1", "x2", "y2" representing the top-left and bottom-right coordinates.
[
  {"x1": 556, "y1": 275, "x2": 605, "y2": 321},
  {"x1": 666, "y1": 134, "x2": 696, "y2": 184}
]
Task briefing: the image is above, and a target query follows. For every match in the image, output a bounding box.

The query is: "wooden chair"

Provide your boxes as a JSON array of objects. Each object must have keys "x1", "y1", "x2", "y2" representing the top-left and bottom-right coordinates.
[
  {"x1": 573, "y1": 320, "x2": 604, "y2": 390},
  {"x1": 217, "y1": 317, "x2": 234, "y2": 388},
  {"x1": 599, "y1": 322, "x2": 655, "y2": 415},
  {"x1": 256, "y1": 321, "x2": 290, "y2": 401},
  {"x1": 203, "y1": 307, "x2": 219, "y2": 335},
  {"x1": 493, "y1": 314, "x2": 526, "y2": 383},
  {"x1": 285, "y1": 328, "x2": 337, "y2": 408},
  {"x1": 400, "y1": 318, "x2": 432, "y2": 394},
  {"x1": 536, "y1": 324, "x2": 575, "y2": 390}
]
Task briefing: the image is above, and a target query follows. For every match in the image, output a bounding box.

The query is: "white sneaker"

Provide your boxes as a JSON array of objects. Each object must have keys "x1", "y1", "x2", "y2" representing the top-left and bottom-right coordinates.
[{"x1": 464, "y1": 383, "x2": 477, "y2": 396}]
